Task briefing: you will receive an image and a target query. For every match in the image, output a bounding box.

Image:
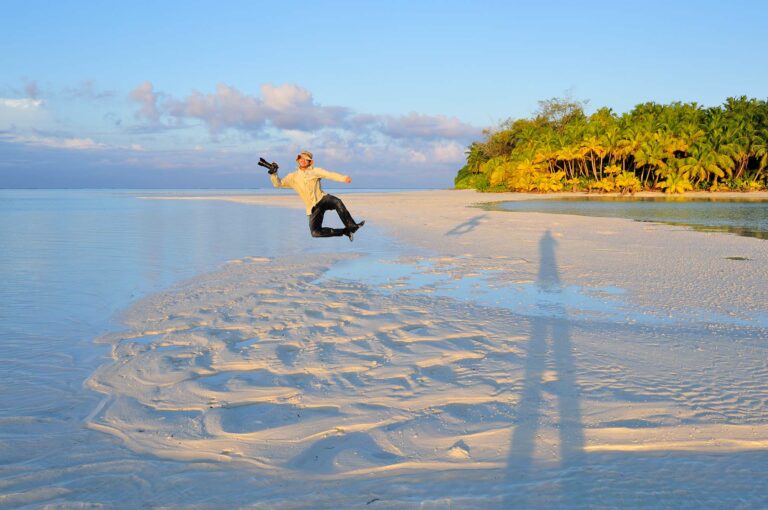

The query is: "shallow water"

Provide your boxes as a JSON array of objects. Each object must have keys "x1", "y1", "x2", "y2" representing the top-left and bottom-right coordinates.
[
  {"x1": 0, "y1": 189, "x2": 360, "y2": 367},
  {"x1": 0, "y1": 189, "x2": 393, "y2": 506},
  {"x1": 318, "y1": 255, "x2": 768, "y2": 328},
  {"x1": 483, "y1": 197, "x2": 768, "y2": 239},
  {"x1": 2, "y1": 190, "x2": 767, "y2": 508}
]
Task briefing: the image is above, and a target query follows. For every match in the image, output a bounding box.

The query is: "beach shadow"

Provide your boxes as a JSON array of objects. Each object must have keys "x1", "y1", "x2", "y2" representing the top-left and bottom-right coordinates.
[
  {"x1": 504, "y1": 230, "x2": 588, "y2": 508},
  {"x1": 446, "y1": 214, "x2": 489, "y2": 236}
]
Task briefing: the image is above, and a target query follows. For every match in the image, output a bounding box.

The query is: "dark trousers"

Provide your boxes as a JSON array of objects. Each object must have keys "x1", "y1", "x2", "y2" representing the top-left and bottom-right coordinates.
[{"x1": 309, "y1": 194, "x2": 357, "y2": 238}]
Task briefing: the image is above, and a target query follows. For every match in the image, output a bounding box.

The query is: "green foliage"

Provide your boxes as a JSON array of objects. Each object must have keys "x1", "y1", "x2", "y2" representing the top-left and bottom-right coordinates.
[
  {"x1": 481, "y1": 156, "x2": 515, "y2": 187},
  {"x1": 474, "y1": 175, "x2": 491, "y2": 191},
  {"x1": 614, "y1": 172, "x2": 642, "y2": 195},
  {"x1": 454, "y1": 164, "x2": 489, "y2": 189},
  {"x1": 592, "y1": 177, "x2": 616, "y2": 193},
  {"x1": 660, "y1": 172, "x2": 694, "y2": 194},
  {"x1": 565, "y1": 177, "x2": 581, "y2": 192},
  {"x1": 534, "y1": 97, "x2": 588, "y2": 131},
  {"x1": 723, "y1": 177, "x2": 766, "y2": 192},
  {"x1": 456, "y1": 96, "x2": 768, "y2": 193},
  {"x1": 532, "y1": 171, "x2": 566, "y2": 192}
]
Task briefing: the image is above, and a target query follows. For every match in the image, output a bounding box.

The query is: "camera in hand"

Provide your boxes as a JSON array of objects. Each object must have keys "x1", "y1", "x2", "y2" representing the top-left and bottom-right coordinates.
[{"x1": 258, "y1": 157, "x2": 279, "y2": 174}]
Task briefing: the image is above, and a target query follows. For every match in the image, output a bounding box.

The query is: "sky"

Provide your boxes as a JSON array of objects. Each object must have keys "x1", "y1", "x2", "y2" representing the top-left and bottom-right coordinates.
[{"x1": 1, "y1": 0, "x2": 767, "y2": 189}]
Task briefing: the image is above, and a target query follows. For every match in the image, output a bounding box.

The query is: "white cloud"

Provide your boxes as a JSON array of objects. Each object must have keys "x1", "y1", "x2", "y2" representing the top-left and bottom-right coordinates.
[
  {"x1": 407, "y1": 149, "x2": 429, "y2": 163},
  {"x1": 3, "y1": 132, "x2": 105, "y2": 150},
  {"x1": 0, "y1": 98, "x2": 51, "y2": 132},
  {"x1": 131, "y1": 82, "x2": 482, "y2": 144},
  {"x1": 381, "y1": 112, "x2": 481, "y2": 140},
  {"x1": 58, "y1": 137, "x2": 105, "y2": 150},
  {"x1": 431, "y1": 141, "x2": 466, "y2": 163},
  {"x1": 161, "y1": 82, "x2": 349, "y2": 133},
  {"x1": 129, "y1": 81, "x2": 161, "y2": 121},
  {"x1": 167, "y1": 83, "x2": 266, "y2": 131},
  {"x1": 322, "y1": 145, "x2": 355, "y2": 163},
  {"x1": 67, "y1": 80, "x2": 115, "y2": 100},
  {"x1": 119, "y1": 81, "x2": 486, "y2": 186},
  {"x1": 5, "y1": 80, "x2": 478, "y2": 186},
  {"x1": 1, "y1": 98, "x2": 43, "y2": 109},
  {"x1": 261, "y1": 83, "x2": 312, "y2": 111}
]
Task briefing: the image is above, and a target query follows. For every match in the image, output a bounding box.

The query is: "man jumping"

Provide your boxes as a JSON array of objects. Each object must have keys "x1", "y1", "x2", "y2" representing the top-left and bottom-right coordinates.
[{"x1": 260, "y1": 151, "x2": 364, "y2": 241}]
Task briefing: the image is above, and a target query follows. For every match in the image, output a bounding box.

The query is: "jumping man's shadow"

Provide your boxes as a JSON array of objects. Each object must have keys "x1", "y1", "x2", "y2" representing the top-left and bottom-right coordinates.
[{"x1": 446, "y1": 214, "x2": 489, "y2": 236}]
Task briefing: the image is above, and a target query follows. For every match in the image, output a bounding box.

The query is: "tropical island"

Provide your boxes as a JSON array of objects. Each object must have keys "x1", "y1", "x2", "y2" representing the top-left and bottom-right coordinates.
[{"x1": 455, "y1": 96, "x2": 768, "y2": 194}]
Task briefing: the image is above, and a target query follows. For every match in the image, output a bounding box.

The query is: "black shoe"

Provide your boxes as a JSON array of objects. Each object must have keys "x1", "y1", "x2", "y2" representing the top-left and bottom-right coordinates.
[
  {"x1": 346, "y1": 229, "x2": 354, "y2": 242},
  {"x1": 351, "y1": 220, "x2": 365, "y2": 233}
]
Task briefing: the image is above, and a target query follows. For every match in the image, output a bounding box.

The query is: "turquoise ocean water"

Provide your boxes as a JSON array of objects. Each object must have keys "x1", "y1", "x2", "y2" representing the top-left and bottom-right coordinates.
[
  {"x1": 483, "y1": 196, "x2": 768, "y2": 240},
  {"x1": 0, "y1": 189, "x2": 395, "y2": 505},
  {"x1": 2, "y1": 190, "x2": 767, "y2": 507}
]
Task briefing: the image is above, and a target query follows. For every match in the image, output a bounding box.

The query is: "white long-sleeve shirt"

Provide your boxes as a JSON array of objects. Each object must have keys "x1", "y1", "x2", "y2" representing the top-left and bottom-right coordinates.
[{"x1": 270, "y1": 166, "x2": 349, "y2": 215}]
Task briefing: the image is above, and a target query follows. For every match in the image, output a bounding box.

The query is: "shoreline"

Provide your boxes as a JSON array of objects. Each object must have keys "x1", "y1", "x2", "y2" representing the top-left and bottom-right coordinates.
[
  {"x1": 78, "y1": 189, "x2": 768, "y2": 506},
  {"x1": 139, "y1": 189, "x2": 767, "y2": 314}
]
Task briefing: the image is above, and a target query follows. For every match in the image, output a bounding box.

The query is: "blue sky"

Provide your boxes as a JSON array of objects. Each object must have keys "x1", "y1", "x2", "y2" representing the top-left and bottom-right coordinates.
[{"x1": 1, "y1": 0, "x2": 767, "y2": 188}]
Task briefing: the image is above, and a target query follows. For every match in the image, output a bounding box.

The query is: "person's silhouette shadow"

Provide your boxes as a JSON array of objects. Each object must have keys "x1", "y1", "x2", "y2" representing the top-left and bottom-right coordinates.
[{"x1": 504, "y1": 230, "x2": 588, "y2": 508}]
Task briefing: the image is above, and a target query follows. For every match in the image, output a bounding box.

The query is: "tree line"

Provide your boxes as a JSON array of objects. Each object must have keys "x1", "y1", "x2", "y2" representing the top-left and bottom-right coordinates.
[{"x1": 455, "y1": 96, "x2": 768, "y2": 193}]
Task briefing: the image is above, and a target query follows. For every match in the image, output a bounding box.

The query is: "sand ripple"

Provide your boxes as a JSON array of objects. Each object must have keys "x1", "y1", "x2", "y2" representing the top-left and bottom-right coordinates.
[
  {"x1": 86, "y1": 254, "x2": 768, "y2": 480},
  {"x1": 86, "y1": 255, "x2": 531, "y2": 477}
]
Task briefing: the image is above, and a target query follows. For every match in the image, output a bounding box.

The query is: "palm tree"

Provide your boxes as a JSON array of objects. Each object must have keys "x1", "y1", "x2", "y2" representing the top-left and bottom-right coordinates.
[
  {"x1": 556, "y1": 145, "x2": 580, "y2": 179},
  {"x1": 678, "y1": 122, "x2": 705, "y2": 150},
  {"x1": 455, "y1": 95, "x2": 768, "y2": 193},
  {"x1": 634, "y1": 135, "x2": 668, "y2": 187},
  {"x1": 600, "y1": 126, "x2": 623, "y2": 168},
  {"x1": 581, "y1": 135, "x2": 607, "y2": 180},
  {"x1": 679, "y1": 144, "x2": 726, "y2": 187},
  {"x1": 659, "y1": 169, "x2": 694, "y2": 194},
  {"x1": 465, "y1": 143, "x2": 488, "y2": 174},
  {"x1": 745, "y1": 139, "x2": 768, "y2": 183}
]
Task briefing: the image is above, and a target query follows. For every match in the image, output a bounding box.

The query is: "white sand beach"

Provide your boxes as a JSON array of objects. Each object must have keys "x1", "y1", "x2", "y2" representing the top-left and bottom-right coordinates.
[{"x1": 79, "y1": 190, "x2": 768, "y2": 508}]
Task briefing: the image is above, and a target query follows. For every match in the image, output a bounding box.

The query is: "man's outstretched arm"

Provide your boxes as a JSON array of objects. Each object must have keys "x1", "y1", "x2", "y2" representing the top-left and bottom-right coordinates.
[
  {"x1": 270, "y1": 172, "x2": 294, "y2": 188},
  {"x1": 315, "y1": 168, "x2": 352, "y2": 183}
]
